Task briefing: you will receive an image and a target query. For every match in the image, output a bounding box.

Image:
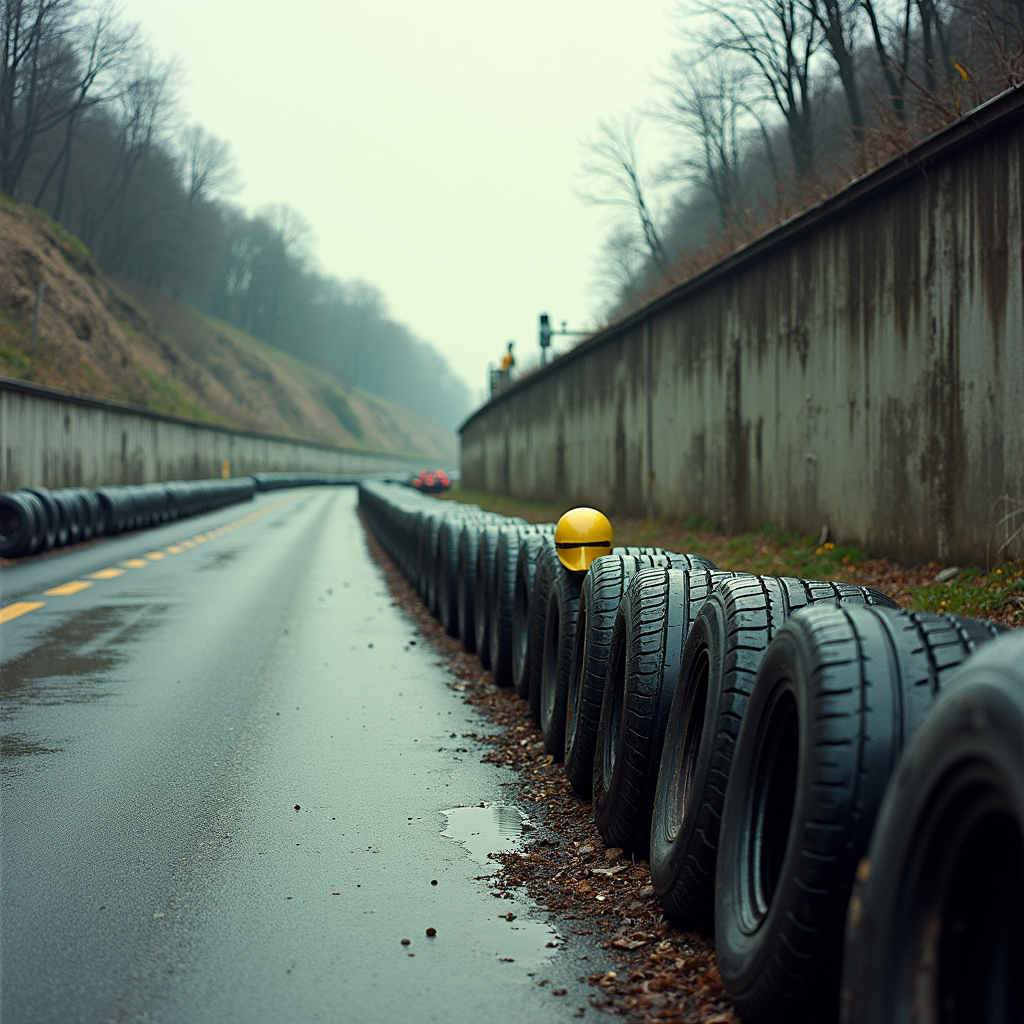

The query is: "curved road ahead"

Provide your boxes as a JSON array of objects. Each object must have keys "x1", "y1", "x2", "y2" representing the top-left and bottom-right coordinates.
[{"x1": 1, "y1": 487, "x2": 597, "y2": 1024}]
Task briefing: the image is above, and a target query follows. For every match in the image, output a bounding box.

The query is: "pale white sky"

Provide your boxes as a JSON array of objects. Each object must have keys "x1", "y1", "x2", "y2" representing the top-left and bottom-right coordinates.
[{"x1": 119, "y1": 1, "x2": 686, "y2": 405}]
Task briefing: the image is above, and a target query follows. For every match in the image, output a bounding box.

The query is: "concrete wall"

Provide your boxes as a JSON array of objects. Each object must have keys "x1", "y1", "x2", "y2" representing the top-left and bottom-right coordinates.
[
  {"x1": 1, "y1": 378, "x2": 429, "y2": 488},
  {"x1": 461, "y1": 87, "x2": 1024, "y2": 566}
]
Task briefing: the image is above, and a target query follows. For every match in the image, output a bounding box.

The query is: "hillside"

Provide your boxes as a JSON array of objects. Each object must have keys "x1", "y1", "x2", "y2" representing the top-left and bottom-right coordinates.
[{"x1": 0, "y1": 198, "x2": 456, "y2": 461}]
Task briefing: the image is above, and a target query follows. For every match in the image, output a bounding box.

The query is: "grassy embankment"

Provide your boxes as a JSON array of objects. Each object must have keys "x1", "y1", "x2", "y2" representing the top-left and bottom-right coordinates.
[
  {"x1": 443, "y1": 486, "x2": 1024, "y2": 627},
  {"x1": 0, "y1": 196, "x2": 457, "y2": 460}
]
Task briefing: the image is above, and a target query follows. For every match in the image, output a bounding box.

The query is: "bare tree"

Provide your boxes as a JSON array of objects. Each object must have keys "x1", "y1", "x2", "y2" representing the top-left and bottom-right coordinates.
[
  {"x1": 179, "y1": 124, "x2": 238, "y2": 204},
  {"x1": 0, "y1": 0, "x2": 134, "y2": 199},
  {"x1": 593, "y1": 223, "x2": 649, "y2": 307},
  {"x1": 691, "y1": 0, "x2": 824, "y2": 179},
  {"x1": 861, "y1": 0, "x2": 915, "y2": 121},
  {"x1": 916, "y1": 0, "x2": 954, "y2": 90},
  {"x1": 657, "y1": 51, "x2": 750, "y2": 226},
  {"x1": 804, "y1": 0, "x2": 867, "y2": 132},
  {"x1": 79, "y1": 53, "x2": 178, "y2": 258},
  {"x1": 2, "y1": 0, "x2": 75, "y2": 195},
  {"x1": 33, "y1": 3, "x2": 138, "y2": 218},
  {"x1": 580, "y1": 115, "x2": 670, "y2": 273}
]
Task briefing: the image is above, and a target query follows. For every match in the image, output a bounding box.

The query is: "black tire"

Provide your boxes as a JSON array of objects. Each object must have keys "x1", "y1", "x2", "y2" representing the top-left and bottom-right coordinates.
[
  {"x1": 437, "y1": 516, "x2": 480, "y2": 636},
  {"x1": 19, "y1": 490, "x2": 49, "y2": 554},
  {"x1": 564, "y1": 552, "x2": 718, "y2": 798},
  {"x1": 539, "y1": 564, "x2": 584, "y2": 756},
  {"x1": 416, "y1": 510, "x2": 443, "y2": 606},
  {"x1": 474, "y1": 525, "x2": 502, "y2": 668},
  {"x1": 490, "y1": 528, "x2": 523, "y2": 686},
  {"x1": 841, "y1": 630, "x2": 1024, "y2": 1024},
  {"x1": 537, "y1": 547, "x2": 671, "y2": 750},
  {"x1": 96, "y1": 488, "x2": 126, "y2": 536},
  {"x1": 73, "y1": 488, "x2": 99, "y2": 542},
  {"x1": 512, "y1": 533, "x2": 550, "y2": 698},
  {"x1": 49, "y1": 489, "x2": 72, "y2": 545},
  {"x1": 57, "y1": 489, "x2": 85, "y2": 545},
  {"x1": 650, "y1": 577, "x2": 897, "y2": 930},
  {"x1": 0, "y1": 491, "x2": 41, "y2": 557},
  {"x1": 714, "y1": 605, "x2": 1006, "y2": 1024},
  {"x1": 22, "y1": 488, "x2": 58, "y2": 551},
  {"x1": 593, "y1": 567, "x2": 744, "y2": 852},
  {"x1": 527, "y1": 542, "x2": 563, "y2": 718},
  {"x1": 490, "y1": 524, "x2": 553, "y2": 687},
  {"x1": 457, "y1": 523, "x2": 485, "y2": 652}
]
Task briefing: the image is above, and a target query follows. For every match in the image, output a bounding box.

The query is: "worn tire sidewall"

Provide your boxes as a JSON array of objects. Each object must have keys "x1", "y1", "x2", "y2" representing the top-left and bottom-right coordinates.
[
  {"x1": 650, "y1": 598, "x2": 726, "y2": 920},
  {"x1": 715, "y1": 627, "x2": 814, "y2": 1007},
  {"x1": 841, "y1": 673, "x2": 1024, "y2": 1023}
]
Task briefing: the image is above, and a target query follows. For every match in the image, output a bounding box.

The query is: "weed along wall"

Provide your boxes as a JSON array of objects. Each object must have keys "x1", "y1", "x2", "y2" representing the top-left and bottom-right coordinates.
[
  {"x1": 460, "y1": 86, "x2": 1024, "y2": 567},
  {"x1": 0, "y1": 377, "x2": 427, "y2": 489}
]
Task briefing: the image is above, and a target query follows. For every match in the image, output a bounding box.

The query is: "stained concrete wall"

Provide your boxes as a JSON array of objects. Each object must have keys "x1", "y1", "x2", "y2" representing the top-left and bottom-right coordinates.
[
  {"x1": 461, "y1": 87, "x2": 1024, "y2": 565},
  {"x1": 0, "y1": 378, "x2": 428, "y2": 489}
]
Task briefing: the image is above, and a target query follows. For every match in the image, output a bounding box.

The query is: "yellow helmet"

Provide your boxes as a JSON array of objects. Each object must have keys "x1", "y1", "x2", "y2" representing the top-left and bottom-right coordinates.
[{"x1": 554, "y1": 507, "x2": 613, "y2": 572}]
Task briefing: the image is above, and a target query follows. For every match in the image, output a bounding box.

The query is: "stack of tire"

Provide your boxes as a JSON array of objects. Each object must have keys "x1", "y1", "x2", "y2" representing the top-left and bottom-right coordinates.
[
  {"x1": 252, "y1": 472, "x2": 358, "y2": 490},
  {"x1": 0, "y1": 477, "x2": 258, "y2": 558},
  {"x1": 359, "y1": 480, "x2": 1022, "y2": 1022}
]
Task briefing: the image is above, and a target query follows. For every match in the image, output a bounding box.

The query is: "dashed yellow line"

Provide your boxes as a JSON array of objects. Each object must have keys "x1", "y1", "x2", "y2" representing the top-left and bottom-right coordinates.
[
  {"x1": 45, "y1": 580, "x2": 93, "y2": 596},
  {"x1": 2, "y1": 491, "x2": 305, "y2": 627},
  {"x1": 0, "y1": 601, "x2": 45, "y2": 624}
]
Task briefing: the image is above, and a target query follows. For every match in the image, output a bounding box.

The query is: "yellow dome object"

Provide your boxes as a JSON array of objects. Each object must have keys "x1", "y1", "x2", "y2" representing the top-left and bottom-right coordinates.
[{"x1": 554, "y1": 507, "x2": 613, "y2": 572}]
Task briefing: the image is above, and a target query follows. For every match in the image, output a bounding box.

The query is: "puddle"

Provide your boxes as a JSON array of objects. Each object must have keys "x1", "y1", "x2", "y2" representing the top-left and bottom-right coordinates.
[
  {"x1": 441, "y1": 804, "x2": 565, "y2": 965},
  {"x1": 2, "y1": 604, "x2": 166, "y2": 778},
  {"x1": 0, "y1": 604, "x2": 164, "y2": 708},
  {"x1": 441, "y1": 803, "x2": 533, "y2": 866}
]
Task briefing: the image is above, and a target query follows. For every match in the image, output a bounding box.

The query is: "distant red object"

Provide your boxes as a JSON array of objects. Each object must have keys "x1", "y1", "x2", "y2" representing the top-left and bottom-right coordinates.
[{"x1": 411, "y1": 469, "x2": 451, "y2": 493}]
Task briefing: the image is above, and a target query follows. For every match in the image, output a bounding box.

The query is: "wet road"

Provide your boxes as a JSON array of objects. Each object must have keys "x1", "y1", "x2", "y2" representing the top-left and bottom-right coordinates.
[{"x1": 1, "y1": 488, "x2": 598, "y2": 1024}]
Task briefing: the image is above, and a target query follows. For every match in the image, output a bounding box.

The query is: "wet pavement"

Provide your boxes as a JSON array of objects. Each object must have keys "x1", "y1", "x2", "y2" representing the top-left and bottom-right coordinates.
[{"x1": 1, "y1": 488, "x2": 601, "y2": 1023}]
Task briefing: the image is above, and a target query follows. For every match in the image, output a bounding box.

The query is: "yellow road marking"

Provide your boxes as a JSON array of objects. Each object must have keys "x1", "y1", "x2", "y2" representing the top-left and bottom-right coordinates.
[
  {"x1": 45, "y1": 580, "x2": 93, "y2": 596},
  {"x1": 3, "y1": 490, "x2": 305, "y2": 627},
  {"x1": 0, "y1": 601, "x2": 45, "y2": 624}
]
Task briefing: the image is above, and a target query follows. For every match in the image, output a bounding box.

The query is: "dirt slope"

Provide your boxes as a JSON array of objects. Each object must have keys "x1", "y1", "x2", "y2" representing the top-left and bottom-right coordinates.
[{"x1": 0, "y1": 197, "x2": 456, "y2": 460}]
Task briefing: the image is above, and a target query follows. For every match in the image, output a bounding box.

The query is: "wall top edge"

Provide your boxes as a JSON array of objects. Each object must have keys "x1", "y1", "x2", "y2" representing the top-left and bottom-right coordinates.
[
  {"x1": 0, "y1": 376, "x2": 426, "y2": 463},
  {"x1": 459, "y1": 82, "x2": 1024, "y2": 434}
]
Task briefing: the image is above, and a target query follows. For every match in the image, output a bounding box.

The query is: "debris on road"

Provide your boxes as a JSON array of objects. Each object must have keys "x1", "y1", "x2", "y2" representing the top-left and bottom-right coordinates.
[{"x1": 361, "y1": 510, "x2": 735, "y2": 1023}]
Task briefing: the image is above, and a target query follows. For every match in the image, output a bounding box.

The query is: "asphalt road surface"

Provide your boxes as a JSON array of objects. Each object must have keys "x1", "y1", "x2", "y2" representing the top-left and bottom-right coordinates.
[{"x1": 1, "y1": 487, "x2": 600, "y2": 1024}]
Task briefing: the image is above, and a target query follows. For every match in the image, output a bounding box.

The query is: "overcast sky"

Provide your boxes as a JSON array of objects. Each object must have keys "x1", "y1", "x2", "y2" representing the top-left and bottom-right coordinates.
[{"x1": 118, "y1": 1, "x2": 685, "y2": 405}]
